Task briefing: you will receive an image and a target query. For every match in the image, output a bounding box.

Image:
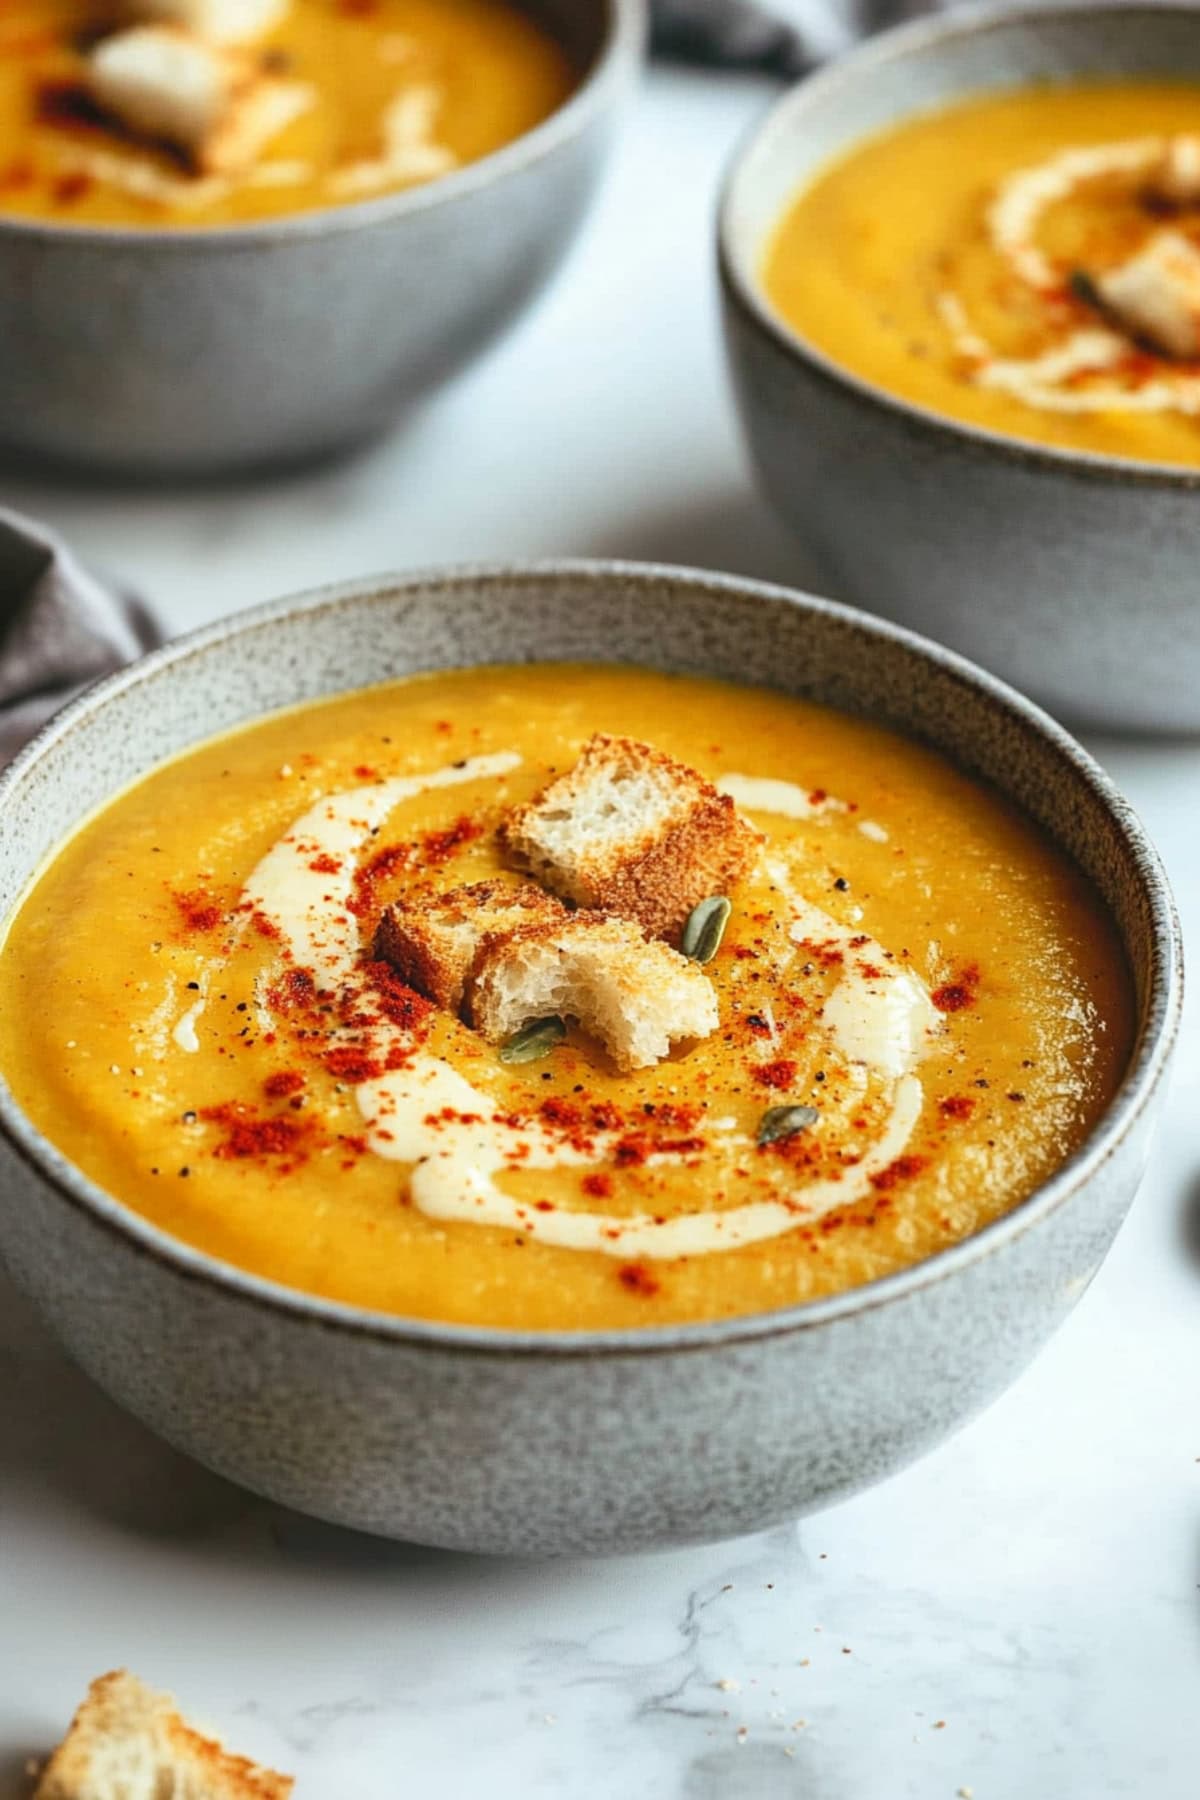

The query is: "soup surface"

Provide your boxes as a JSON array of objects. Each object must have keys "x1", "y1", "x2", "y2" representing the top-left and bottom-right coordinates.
[
  {"x1": 765, "y1": 82, "x2": 1200, "y2": 467},
  {"x1": 0, "y1": 1, "x2": 575, "y2": 227},
  {"x1": 0, "y1": 664, "x2": 1133, "y2": 1330}
]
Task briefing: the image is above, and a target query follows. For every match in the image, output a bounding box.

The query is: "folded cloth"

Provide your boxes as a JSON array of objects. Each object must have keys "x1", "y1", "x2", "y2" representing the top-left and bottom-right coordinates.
[
  {"x1": 0, "y1": 509, "x2": 160, "y2": 769},
  {"x1": 651, "y1": 0, "x2": 925, "y2": 76}
]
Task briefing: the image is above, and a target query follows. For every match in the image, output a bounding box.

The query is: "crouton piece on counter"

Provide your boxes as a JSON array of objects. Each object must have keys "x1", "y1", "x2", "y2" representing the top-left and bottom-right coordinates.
[
  {"x1": 87, "y1": 27, "x2": 312, "y2": 176},
  {"x1": 498, "y1": 735, "x2": 762, "y2": 941},
  {"x1": 1095, "y1": 229, "x2": 1200, "y2": 358},
  {"x1": 33, "y1": 1669, "x2": 293, "y2": 1800},
  {"x1": 125, "y1": 0, "x2": 289, "y2": 44},
  {"x1": 466, "y1": 913, "x2": 720, "y2": 1072},
  {"x1": 374, "y1": 879, "x2": 568, "y2": 1013}
]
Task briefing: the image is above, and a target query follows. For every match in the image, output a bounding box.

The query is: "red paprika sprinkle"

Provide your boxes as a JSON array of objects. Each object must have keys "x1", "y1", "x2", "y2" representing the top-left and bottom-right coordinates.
[
  {"x1": 172, "y1": 889, "x2": 224, "y2": 933},
  {"x1": 204, "y1": 1108, "x2": 307, "y2": 1161},
  {"x1": 324, "y1": 1047, "x2": 383, "y2": 1084},
  {"x1": 582, "y1": 1172, "x2": 613, "y2": 1199},
  {"x1": 273, "y1": 967, "x2": 317, "y2": 1009},
  {"x1": 932, "y1": 963, "x2": 981, "y2": 1014},
  {"x1": 618, "y1": 1262, "x2": 661, "y2": 1296},
  {"x1": 308, "y1": 852, "x2": 342, "y2": 875},
  {"x1": 540, "y1": 1097, "x2": 583, "y2": 1129},
  {"x1": 420, "y1": 816, "x2": 483, "y2": 863},
  {"x1": 362, "y1": 960, "x2": 434, "y2": 1030},
  {"x1": 348, "y1": 842, "x2": 411, "y2": 915},
  {"x1": 264, "y1": 1070, "x2": 305, "y2": 1099},
  {"x1": 938, "y1": 1094, "x2": 976, "y2": 1120},
  {"x1": 869, "y1": 1154, "x2": 927, "y2": 1193},
  {"x1": 753, "y1": 1058, "x2": 799, "y2": 1091},
  {"x1": 53, "y1": 171, "x2": 92, "y2": 205}
]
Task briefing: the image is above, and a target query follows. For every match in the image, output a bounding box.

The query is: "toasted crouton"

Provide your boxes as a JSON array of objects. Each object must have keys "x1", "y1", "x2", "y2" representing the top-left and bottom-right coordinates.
[
  {"x1": 374, "y1": 879, "x2": 568, "y2": 1013},
  {"x1": 87, "y1": 27, "x2": 311, "y2": 176},
  {"x1": 498, "y1": 736, "x2": 762, "y2": 942},
  {"x1": 1149, "y1": 133, "x2": 1200, "y2": 206},
  {"x1": 34, "y1": 1670, "x2": 293, "y2": 1800},
  {"x1": 125, "y1": 0, "x2": 289, "y2": 44},
  {"x1": 1095, "y1": 229, "x2": 1200, "y2": 358},
  {"x1": 465, "y1": 913, "x2": 719, "y2": 1071}
]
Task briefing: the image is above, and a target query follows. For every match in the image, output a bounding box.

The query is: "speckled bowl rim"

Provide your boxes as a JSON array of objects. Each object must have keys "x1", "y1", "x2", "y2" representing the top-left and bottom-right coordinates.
[
  {"x1": 0, "y1": 0, "x2": 643, "y2": 249},
  {"x1": 0, "y1": 561, "x2": 1182, "y2": 1357},
  {"x1": 718, "y1": 0, "x2": 1200, "y2": 490}
]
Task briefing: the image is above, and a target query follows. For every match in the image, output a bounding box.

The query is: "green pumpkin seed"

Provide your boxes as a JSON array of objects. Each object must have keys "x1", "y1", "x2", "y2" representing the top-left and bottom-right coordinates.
[
  {"x1": 499, "y1": 1015, "x2": 567, "y2": 1065},
  {"x1": 757, "y1": 1104, "x2": 820, "y2": 1147},
  {"x1": 681, "y1": 895, "x2": 732, "y2": 964},
  {"x1": 1069, "y1": 267, "x2": 1102, "y2": 311}
]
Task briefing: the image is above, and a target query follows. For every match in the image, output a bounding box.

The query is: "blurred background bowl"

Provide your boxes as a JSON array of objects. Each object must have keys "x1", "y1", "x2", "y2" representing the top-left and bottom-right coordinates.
[
  {"x1": 0, "y1": 0, "x2": 643, "y2": 477},
  {"x1": 719, "y1": 2, "x2": 1200, "y2": 735}
]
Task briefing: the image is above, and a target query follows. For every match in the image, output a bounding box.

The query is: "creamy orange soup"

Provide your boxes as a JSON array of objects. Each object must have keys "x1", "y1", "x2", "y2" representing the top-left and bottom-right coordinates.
[
  {"x1": 0, "y1": 1, "x2": 576, "y2": 226},
  {"x1": 765, "y1": 83, "x2": 1200, "y2": 467},
  {"x1": 0, "y1": 665, "x2": 1133, "y2": 1330}
]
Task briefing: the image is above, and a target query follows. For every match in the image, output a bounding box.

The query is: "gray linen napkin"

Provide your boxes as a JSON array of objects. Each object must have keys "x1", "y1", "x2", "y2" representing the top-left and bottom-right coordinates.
[
  {"x1": 651, "y1": 0, "x2": 924, "y2": 75},
  {"x1": 0, "y1": 510, "x2": 160, "y2": 768}
]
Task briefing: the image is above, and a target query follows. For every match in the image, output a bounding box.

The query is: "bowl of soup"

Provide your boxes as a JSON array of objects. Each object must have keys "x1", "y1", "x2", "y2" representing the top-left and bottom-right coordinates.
[
  {"x1": 0, "y1": 562, "x2": 1180, "y2": 1553},
  {"x1": 0, "y1": 0, "x2": 642, "y2": 474},
  {"x1": 720, "y1": 2, "x2": 1200, "y2": 733}
]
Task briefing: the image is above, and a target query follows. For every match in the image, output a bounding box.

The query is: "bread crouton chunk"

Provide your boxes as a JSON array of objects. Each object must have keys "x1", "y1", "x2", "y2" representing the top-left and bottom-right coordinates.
[
  {"x1": 34, "y1": 1669, "x2": 293, "y2": 1800},
  {"x1": 466, "y1": 913, "x2": 720, "y2": 1072},
  {"x1": 498, "y1": 735, "x2": 762, "y2": 941},
  {"x1": 125, "y1": 0, "x2": 289, "y2": 44},
  {"x1": 374, "y1": 879, "x2": 567, "y2": 1013},
  {"x1": 1149, "y1": 133, "x2": 1200, "y2": 206},
  {"x1": 87, "y1": 27, "x2": 311, "y2": 175},
  {"x1": 1095, "y1": 229, "x2": 1200, "y2": 358}
]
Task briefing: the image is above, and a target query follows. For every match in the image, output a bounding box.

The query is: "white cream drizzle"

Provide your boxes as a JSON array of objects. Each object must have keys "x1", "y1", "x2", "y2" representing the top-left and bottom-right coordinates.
[
  {"x1": 943, "y1": 133, "x2": 1200, "y2": 417},
  {"x1": 50, "y1": 147, "x2": 313, "y2": 210},
  {"x1": 780, "y1": 884, "x2": 940, "y2": 1082},
  {"x1": 243, "y1": 753, "x2": 520, "y2": 979},
  {"x1": 360, "y1": 1054, "x2": 926, "y2": 1258},
  {"x1": 135, "y1": 971, "x2": 179, "y2": 1059},
  {"x1": 989, "y1": 137, "x2": 1164, "y2": 292},
  {"x1": 173, "y1": 986, "x2": 207, "y2": 1054},
  {"x1": 718, "y1": 773, "x2": 844, "y2": 821},
  {"x1": 328, "y1": 85, "x2": 457, "y2": 197},
  {"x1": 235, "y1": 759, "x2": 939, "y2": 1261}
]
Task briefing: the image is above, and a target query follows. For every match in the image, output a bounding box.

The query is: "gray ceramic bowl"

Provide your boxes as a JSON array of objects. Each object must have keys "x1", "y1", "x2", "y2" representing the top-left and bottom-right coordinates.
[
  {"x1": 0, "y1": 563, "x2": 1181, "y2": 1555},
  {"x1": 0, "y1": 0, "x2": 642, "y2": 476},
  {"x1": 720, "y1": 1, "x2": 1200, "y2": 735}
]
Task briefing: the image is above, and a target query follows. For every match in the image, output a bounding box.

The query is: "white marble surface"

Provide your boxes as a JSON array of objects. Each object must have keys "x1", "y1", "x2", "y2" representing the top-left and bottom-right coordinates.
[{"x1": 1, "y1": 62, "x2": 1198, "y2": 1800}]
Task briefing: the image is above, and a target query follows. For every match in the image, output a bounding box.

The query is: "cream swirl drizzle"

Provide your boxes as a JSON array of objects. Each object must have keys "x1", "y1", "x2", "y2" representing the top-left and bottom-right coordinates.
[
  {"x1": 240, "y1": 761, "x2": 938, "y2": 1259},
  {"x1": 942, "y1": 133, "x2": 1200, "y2": 415}
]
